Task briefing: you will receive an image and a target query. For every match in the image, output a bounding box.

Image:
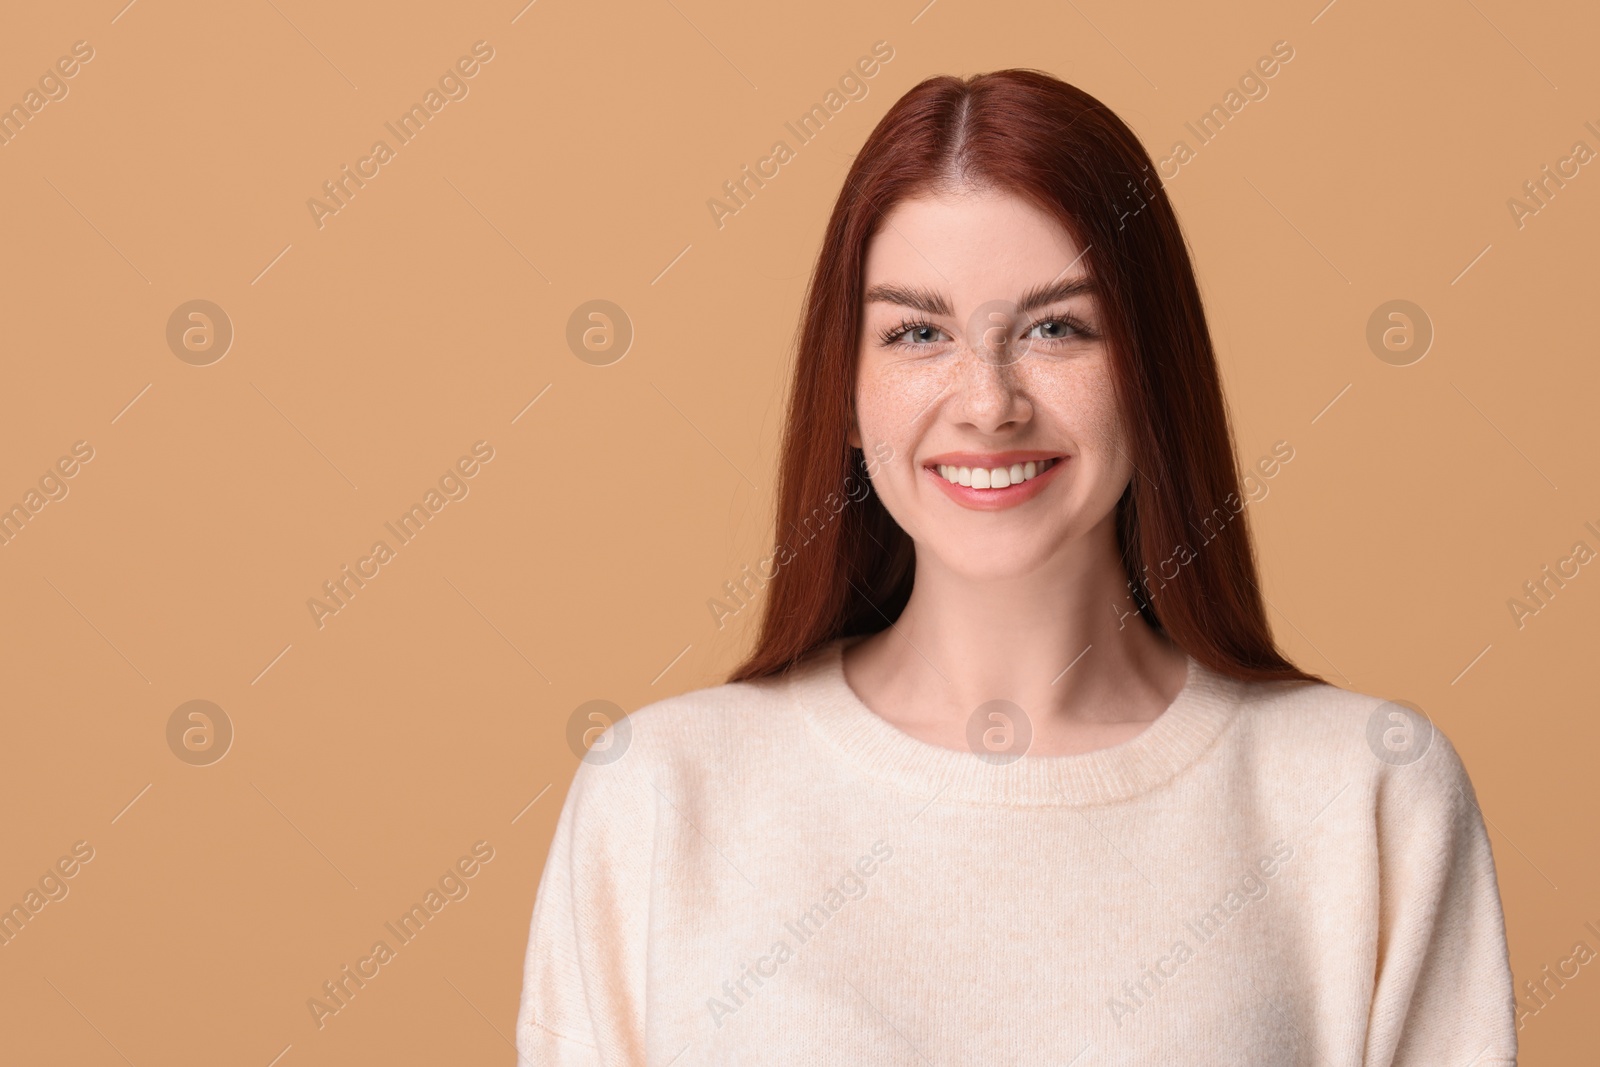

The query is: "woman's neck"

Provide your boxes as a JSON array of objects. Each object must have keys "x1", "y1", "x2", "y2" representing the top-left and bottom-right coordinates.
[{"x1": 840, "y1": 531, "x2": 1190, "y2": 755}]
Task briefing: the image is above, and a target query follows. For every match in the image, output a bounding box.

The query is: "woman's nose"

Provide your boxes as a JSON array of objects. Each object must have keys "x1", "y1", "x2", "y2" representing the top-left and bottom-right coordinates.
[{"x1": 951, "y1": 341, "x2": 1029, "y2": 431}]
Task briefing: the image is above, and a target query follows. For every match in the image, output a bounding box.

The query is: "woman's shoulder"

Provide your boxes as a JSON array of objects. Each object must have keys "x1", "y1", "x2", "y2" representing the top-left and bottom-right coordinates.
[
  {"x1": 634, "y1": 674, "x2": 793, "y2": 742},
  {"x1": 1221, "y1": 665, "x2": 1481, "y2": 799},
  {"x1": 570, "y1": 660, "x2": 811, "y2": 787}
]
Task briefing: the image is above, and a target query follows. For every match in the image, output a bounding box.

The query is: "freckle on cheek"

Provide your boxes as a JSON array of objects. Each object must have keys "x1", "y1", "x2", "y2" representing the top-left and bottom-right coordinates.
[
  {"x1": 899, "y1": 370, "x2": 956, "y2": 415},
  {"x1": 1029, "y1": 364, "x2": 1123, "y2": 450},
  {"x1": 858, "y1": 363, "x2": 954, "y2": 436}
]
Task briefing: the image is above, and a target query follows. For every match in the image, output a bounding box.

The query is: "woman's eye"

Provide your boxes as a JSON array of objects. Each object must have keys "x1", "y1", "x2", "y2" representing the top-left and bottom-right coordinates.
[
  {"x1": 885, "y1": 324, "x2": 951, "y2": 347},
  {"x1": 1028, "y1": 318, "x2": 1079, "y2": 341}
]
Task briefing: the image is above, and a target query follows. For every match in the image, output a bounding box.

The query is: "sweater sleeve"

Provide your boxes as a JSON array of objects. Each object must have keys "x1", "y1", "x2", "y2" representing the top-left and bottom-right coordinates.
[
  {"x1": 1364, "y1": 726, "x2": 1519, "y2": 1066},
  {"x1": 514, "y1": 744, "x2": 656, "y2": 1066}
]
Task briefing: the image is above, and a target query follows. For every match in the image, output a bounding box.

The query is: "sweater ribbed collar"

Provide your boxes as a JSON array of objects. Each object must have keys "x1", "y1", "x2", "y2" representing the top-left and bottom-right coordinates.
[{"x1": 791, "y1": 634, "x2": 1242, "y2": 808}]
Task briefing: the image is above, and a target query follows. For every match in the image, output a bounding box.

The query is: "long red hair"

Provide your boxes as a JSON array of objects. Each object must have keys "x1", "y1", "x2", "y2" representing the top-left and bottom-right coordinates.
[{"x1": 727, "y1": 69, "x2": 1324, "y2": 688}]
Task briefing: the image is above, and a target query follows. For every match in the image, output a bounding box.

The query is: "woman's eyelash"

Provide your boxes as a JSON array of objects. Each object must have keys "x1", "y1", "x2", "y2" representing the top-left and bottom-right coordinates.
[
  {"x1": 876, "y1": 320, "x2": 947, "y2": 348},
  {"x1": 876, "y1": 311, "x2": 1097, "y2": 349},
  {"x1": 1022, "y1": 312, "x2": 1097, "y2": 343}
]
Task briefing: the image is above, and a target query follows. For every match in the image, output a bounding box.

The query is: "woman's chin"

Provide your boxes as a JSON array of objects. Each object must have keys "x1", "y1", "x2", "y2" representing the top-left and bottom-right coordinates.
[{"x1": 918, "y1": 541, "x2": 1060, "y2": 582}]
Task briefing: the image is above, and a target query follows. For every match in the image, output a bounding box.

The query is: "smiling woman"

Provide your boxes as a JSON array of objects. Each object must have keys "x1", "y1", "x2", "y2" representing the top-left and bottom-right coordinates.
[{"x1": 514, "y1": 69, "x2": 1519, "y2": 1065}]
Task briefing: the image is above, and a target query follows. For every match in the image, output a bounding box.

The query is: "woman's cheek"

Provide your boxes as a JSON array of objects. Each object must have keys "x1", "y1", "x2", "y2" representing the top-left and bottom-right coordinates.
[
  {"x1": 856, "y1": 361, "x2": 946, "y2": 452},
  {"x1": 854, "y1": 403, "x2": 926, "y2": 535},
  {"x1": 1055, "y1": 361, "x2": 1135, "y2": 508},
  {"x1": 1030, "y1": 357, "x2": 1122, "y2": 454},
  {"x1": 877, "y1": 356, "x2": 953, "y2": 402},
  {"x1": 1084, "y1": 371, "x2": 1124, "y2": 455}
]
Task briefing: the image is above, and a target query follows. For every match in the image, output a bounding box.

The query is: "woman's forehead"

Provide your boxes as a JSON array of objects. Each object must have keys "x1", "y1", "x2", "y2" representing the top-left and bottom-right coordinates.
[{"x1": 862, "y1": 191, "x2": 1086, "y2": 305}]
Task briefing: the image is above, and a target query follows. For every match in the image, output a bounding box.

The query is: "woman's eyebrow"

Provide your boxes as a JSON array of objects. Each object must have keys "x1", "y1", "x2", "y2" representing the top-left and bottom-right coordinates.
[
  {"x1": 1015, "y1": 275, "x2": 1095, "y2": 315},
  {"x1": 863, "y1": 275, "x2": 1096, "y2": 317},
  {"x1": 863, "y1": 283, "x2": 951, "y2": 316}
]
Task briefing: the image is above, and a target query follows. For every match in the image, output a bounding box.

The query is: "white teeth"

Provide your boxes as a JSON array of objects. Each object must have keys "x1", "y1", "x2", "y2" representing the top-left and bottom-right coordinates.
[{"x1": 936, "y1": 457, "x2": 1058, "y2": 489}]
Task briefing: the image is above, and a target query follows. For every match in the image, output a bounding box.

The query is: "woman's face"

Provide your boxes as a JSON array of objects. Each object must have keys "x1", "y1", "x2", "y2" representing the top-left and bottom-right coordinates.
[{"x1": 850, "y1": 187, "x2": 1133, "y2": 580}]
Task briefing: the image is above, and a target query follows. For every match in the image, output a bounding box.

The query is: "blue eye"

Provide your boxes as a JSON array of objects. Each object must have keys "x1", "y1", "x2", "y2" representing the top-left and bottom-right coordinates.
[
  {"x1": 878, "y1": 321, "x2": 952, "y2": 349},
  {"x1": 1028, "y1": 318, "x2": 1079, "y2": 340},
  {"x1": 1025, "y1": 311, "x2": 1098, "y2": 343},
  {"x1": 875, "y1": 310, "x2": 1097, "y2": 351}
]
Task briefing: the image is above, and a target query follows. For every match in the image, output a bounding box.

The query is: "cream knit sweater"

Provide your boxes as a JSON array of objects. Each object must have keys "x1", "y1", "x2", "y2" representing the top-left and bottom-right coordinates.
[{"x1": 515, "y1": 635, "x2": 1518, "y2": 1064}]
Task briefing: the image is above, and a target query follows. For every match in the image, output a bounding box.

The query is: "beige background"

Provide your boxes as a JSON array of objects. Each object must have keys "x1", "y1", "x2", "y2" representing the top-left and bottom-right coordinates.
[{"x1": 1, "y1": 0, "x2": 1595, "y2": 1062}]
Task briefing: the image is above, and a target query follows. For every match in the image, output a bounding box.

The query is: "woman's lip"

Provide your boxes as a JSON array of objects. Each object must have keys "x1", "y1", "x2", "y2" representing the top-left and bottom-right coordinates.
[
  {"x1": 923, "y1": 451, "x2": 1066, "y2": 468},
  {"x1": 923, "y1": 456, "x2": 1066, "y2": 510}
]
